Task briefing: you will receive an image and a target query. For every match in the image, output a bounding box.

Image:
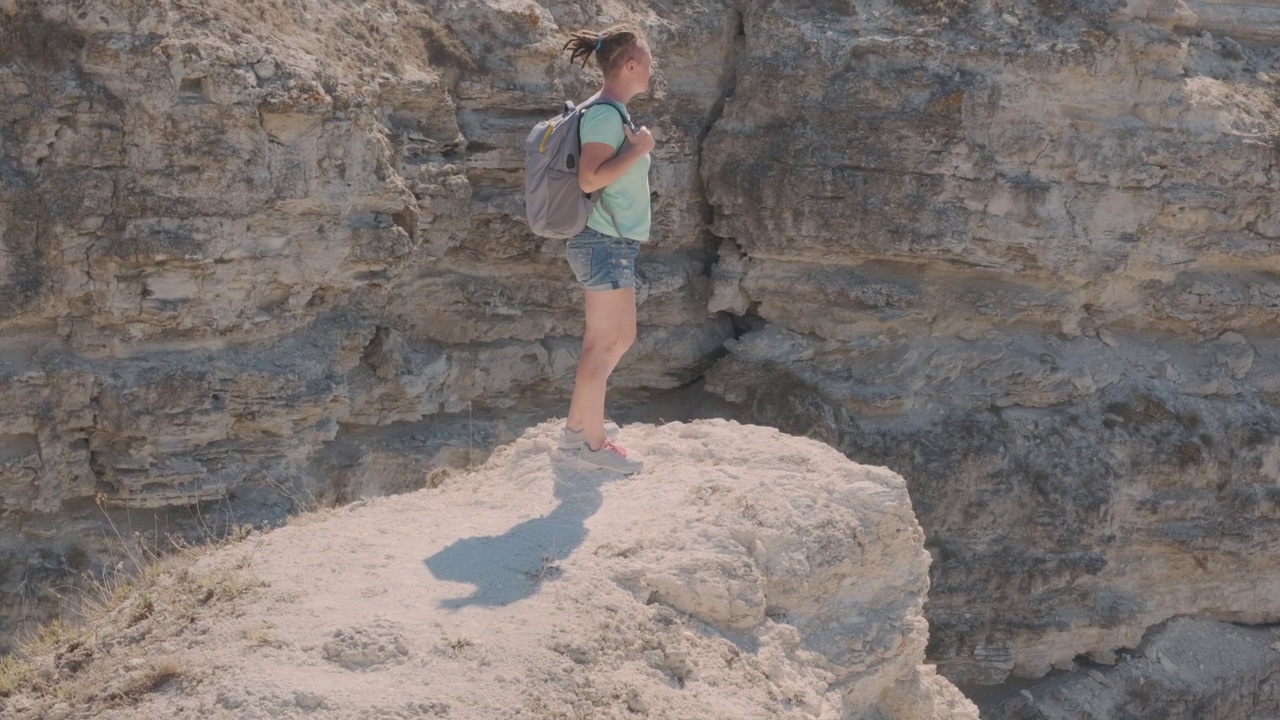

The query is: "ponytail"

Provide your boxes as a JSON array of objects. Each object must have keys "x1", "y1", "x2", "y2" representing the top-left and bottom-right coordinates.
[{"x1": 562, "y1": 24, "x2": 645, "y2": 75}]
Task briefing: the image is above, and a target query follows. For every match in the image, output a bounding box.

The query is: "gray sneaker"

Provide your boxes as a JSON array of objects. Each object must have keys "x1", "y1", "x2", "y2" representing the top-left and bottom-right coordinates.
[
  {"x1": 578, "y1": 438, "x2": 644, "y2": 475},
  {"x1": 559, "y1": 421, "x2": 620, "y2": 451}
]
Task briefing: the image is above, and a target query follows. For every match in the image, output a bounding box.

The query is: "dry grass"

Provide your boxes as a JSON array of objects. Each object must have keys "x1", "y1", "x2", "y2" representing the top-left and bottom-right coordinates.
[
  {"x1": 446, "y1": 637, "x2": 474, "y2": 656},
  {"x1": 284, "y1": 505, "x2": 338, "y2": 527},
  {"x1": 196, "y1": 567, "x2": 265, "y2": 605},
  {"x1": 109, "y1": 658, "x2": 186, "y2": 702},
  {"x1": 0, "y1": 497, "x2": 279, "y2": 716},
  {"x1": 0, "y1": 655, "x2": 32, "y2": 697},
  {"x1": 0, "y1": 480, "x2": 346, "y2": 716},
  {"x1": 127, "y1": 592, "x2": 155, "y2": 627},
  {"x1": 245, "y1": 625, "x2": 280, "y2": 649},
  {"x1": 2, "y1": 556, "x2": 257, "y2": 715},
  {"x1": 2, "y1": 554, "x2": 246, "y2": 708},
  {"x1": 17, "y1": 620, "x2": 82, "y2": 660},
  {"x1": 76, "y1": 562, "x2": 142, "y2": 623}
]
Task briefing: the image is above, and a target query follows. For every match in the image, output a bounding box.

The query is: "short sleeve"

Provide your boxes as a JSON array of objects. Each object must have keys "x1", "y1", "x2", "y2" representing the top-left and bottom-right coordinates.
[{"x1": 580, "y1": 105, "x2": 625, "y2": 151}]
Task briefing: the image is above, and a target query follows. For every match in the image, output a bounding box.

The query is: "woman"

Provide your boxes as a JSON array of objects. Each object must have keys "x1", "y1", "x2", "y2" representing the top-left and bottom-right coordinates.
[{"x1": 558, "y1": 25, "x2": 655, "y2": 474}]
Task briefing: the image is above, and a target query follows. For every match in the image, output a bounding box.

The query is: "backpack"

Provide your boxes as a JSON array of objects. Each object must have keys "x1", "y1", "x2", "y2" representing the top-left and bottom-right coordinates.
[{"x1": 524, "y1": 98, "x2": 632, "y2": 239}]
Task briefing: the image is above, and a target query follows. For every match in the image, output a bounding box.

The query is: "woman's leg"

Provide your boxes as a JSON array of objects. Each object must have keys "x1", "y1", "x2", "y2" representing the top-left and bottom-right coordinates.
[{"x1": 566, "y1": 285, "x2": 637, "y2": 449}]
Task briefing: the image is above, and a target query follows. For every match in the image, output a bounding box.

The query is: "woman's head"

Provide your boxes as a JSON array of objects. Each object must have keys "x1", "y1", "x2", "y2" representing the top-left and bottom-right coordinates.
[{"x1": 563, "y1": 25, "x2": 652, "y2": 94}]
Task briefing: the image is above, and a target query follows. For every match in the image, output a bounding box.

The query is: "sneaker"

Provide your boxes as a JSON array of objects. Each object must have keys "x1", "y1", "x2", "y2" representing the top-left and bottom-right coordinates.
[
  {"x1": 578, "y1": 438, "x2": 644, "y2": 475},
  {"x1": 558, "y1": 421, "x2": 620, "y2": 451}
]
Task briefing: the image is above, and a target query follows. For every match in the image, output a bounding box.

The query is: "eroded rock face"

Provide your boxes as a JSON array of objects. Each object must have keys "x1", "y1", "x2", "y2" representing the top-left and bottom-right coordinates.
[
  {"x1": 2, "y1": 0, "x2": 1278, "y2": 712},
  {"x1": 700, "y1": 0, "x2": 1280, "y2": 688},
  {"x1": 0, "y1": 0, "x2": 731, "y2": 649},
  {"x1": 981, "y1": 617, "x2": 1280, "y2": 719},
  {"x1": 0, "y1": 0, "x2": 726, "y2": 512}
]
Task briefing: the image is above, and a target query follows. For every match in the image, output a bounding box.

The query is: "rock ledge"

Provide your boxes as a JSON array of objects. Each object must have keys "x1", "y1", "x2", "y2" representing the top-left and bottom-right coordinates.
[{"x1": 4, "y1": 419, "x2": 976, "y2": 719}]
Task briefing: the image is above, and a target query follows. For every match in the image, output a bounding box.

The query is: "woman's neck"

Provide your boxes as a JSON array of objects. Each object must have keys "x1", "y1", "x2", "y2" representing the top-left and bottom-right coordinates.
[{"x1": 597, "y1": 79, "x2": 633, "y2": 105}]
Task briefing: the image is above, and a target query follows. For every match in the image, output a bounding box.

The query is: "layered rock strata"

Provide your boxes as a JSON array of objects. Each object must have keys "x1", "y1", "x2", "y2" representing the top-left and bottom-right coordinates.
[
  {"x1": 2, "y1": 0, "x2": 1279, "y2": 712},
  {"x1": 979, "y1": 617, "x2": 1280, "y2": 719},
  {"x1": 0, "y1": 0, "x2": 731, "y2": 649},
  {"x1": 701, "y1": 0, "x2": 1280, "y2": 687}
]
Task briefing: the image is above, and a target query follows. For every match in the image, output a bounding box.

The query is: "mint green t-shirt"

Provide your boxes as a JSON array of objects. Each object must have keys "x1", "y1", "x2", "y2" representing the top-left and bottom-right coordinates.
[{"x1": 580, "y1": 103, "x2": 651, "y2": 241}]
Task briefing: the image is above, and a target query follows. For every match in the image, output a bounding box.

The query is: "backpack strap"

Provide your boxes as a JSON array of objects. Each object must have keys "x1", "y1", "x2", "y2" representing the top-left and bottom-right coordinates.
[
  {"x1": 583, "y1": 98, "x2": 635, "y2": 131},
  {"x1": 577, "y1": 98, "x2": 635, "y2": 237}
]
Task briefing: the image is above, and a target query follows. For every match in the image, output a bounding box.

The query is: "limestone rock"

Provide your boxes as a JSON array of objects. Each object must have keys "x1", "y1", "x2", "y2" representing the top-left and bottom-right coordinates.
[
  {"x1": 2, "y1": 420, "x2": 980, "y2": 719},
  {"x1": 982, "y1": 617, "x2": 1280, "y2": 719},
  {"x1": 2, "y1": 0, "x2": 1279, "y2": 710},
  {"x1": 0, "y1": 0, "x2": 729, "y2": 650},
  {"x1": 698, "y1": 0, "x2": 1280, "y2": 690}
]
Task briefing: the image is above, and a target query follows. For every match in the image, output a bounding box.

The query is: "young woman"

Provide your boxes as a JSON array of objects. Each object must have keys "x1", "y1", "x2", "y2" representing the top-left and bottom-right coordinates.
[{"x1": 558, "y1": 25, "x2": 655, "y2": 474}]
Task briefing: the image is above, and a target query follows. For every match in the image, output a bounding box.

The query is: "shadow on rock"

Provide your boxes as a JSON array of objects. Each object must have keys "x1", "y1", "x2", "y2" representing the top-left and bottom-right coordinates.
[{"x1": 423, "y1": 456, "x2": 608, "y2": 609}]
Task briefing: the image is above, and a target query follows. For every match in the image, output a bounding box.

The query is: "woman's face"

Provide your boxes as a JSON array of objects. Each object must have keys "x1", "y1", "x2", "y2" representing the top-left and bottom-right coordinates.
[{"x1": 629, "y1": 41, "x2": 653, "y2": 93}]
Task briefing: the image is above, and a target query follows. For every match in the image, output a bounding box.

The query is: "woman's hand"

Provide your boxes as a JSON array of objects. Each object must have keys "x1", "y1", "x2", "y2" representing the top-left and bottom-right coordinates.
[
  {"x1": 624, "y1": 124, "x2": 655, "y2": 155},
  {"x1": 578, "y1": 127, "x2": 654, "y2": 193}
]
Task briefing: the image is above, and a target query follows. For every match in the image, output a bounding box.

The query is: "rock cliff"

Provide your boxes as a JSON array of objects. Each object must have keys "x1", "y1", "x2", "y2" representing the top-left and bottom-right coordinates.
[
  {"x1": 3, "y1": 0, "x2": 1280, "y2": 712},
  {"x1": 0, "y1": 421, "x2": 979, "y2": 720},
  {"x1": 699, "y1": 0, "x2": 1280, "y2": 686},
  {"x1": 0, "y1": 0, "x2": 730, "y2": 650}
]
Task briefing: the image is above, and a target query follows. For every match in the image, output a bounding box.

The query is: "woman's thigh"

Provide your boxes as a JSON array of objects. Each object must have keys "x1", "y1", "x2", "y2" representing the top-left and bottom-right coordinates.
[{"x1": 583, "y1": 285, "x2": 636, "y2": 345}]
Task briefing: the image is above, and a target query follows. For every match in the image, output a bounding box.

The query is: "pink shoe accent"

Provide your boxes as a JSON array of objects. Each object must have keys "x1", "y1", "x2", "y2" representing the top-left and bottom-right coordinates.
[{"x1": 597, "y1": 438, "x2": 630, "y2": 457}]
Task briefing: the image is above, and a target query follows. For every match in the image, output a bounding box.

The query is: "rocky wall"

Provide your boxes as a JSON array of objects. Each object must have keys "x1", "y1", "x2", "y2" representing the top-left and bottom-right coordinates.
[
  {"x1": 701, "y1": 0, "x2": 1280, "y2": 688},
  {"x1": 3, "y1": 0, "x2": 1280, "y2": 712},
  {"x1": 0, "y1": 0, "x2": 733, "y2": 651}
]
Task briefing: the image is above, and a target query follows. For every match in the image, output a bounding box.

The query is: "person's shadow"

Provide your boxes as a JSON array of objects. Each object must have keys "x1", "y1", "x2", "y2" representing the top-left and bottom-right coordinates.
[{"x1": 423, "y1": 455, "x2": 607, "y2": 609}]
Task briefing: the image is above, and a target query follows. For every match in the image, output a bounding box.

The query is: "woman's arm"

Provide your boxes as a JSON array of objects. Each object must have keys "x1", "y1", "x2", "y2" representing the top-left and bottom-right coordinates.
[{"x1": 578, "y1": 124, "x2": 655, "y2": 193}]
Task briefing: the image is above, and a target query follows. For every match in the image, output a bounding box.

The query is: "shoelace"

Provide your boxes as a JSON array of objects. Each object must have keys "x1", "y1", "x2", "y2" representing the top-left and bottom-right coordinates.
[{"x1": 598, "y1": 439, "x2": 629, "y2": 458}]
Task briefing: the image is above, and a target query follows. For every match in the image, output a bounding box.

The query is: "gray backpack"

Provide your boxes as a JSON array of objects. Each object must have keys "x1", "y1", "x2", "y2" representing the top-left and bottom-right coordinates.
[{"x1": 524, "y1": 98, "x2": 631, "y2": 238}]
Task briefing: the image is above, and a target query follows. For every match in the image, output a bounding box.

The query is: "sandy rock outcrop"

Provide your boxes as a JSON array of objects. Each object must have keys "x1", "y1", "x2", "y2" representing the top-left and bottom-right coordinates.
[{"x1": 2, "y1": 421, "x2": 978, "y2": 719}]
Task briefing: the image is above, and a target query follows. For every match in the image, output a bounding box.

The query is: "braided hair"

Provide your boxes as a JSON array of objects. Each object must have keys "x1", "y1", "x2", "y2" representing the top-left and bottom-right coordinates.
[{"x1": 562, "y1": 24, "x2": 646, "y2": 76}]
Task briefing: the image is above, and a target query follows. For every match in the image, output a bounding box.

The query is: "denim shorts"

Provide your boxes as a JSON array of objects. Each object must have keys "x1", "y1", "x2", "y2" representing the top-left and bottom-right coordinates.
[{"x1": 565, "y1": 227, "x2": 641, "y2": 292}]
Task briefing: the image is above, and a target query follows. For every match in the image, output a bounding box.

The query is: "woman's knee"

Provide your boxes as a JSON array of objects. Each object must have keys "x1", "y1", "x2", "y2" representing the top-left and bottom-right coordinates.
[
  {"x1": 582, "y1": 335, "x2": 629, "y2": 361},
  {"x1": 589, "y1": 324, "x2": 635, "y2": 352}
]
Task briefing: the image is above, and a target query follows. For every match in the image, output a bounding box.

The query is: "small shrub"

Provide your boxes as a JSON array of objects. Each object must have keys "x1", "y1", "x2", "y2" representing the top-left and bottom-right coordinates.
[
  {"x1": 21, "y1": 619, "x2": 80, "y2": 658},
  {"x1": 118, "y1": 659, "x2": 184, "y2": 700},
  {"x1": 443, "y1": 637, "x2": 473, "y2": 657},
  {"x1": 127, "y1": 593, "x2": 154, "y2": 627},
  {"x1": 196, "y1": 569, "x2": 263, "y2": 604},
  {"x1": 0, "y1": 655, "x2": 32, "y2": 697}
]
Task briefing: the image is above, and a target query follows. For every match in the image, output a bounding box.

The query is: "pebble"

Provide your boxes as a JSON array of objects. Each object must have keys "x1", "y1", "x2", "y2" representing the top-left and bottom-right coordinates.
[
  {"x1": 627, "y1": 689, "x2": 649, "y2": 713},
  {"x1": 295, "y1": 691, "x2": 325, "y2": 711}
]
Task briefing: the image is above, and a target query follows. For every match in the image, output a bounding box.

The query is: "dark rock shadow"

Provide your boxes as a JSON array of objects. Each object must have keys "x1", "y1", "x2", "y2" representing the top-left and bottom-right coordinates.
[{"x1": 423, "y1": 453, "x2": 608, "y2": 609}]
